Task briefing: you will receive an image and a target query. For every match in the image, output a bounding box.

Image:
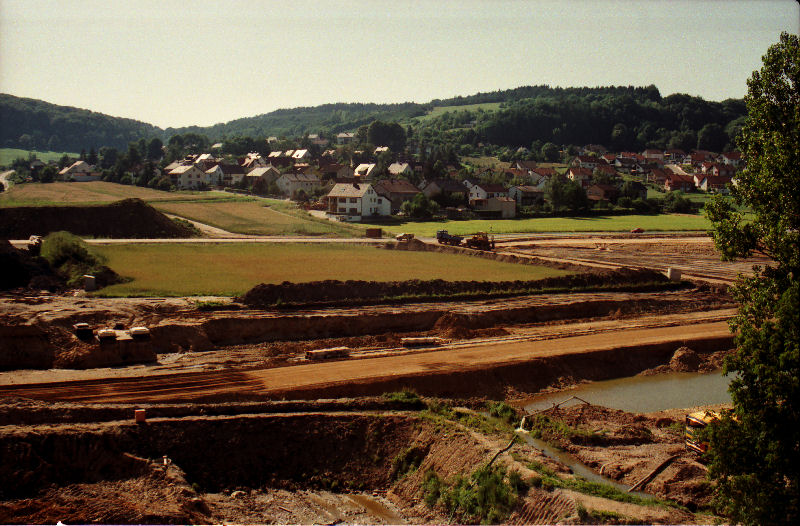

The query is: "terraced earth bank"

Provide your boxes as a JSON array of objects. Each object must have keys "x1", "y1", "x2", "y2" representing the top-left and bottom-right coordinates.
[{"x1": 0, "y1": 399, "x2": 709, "y2": 524}]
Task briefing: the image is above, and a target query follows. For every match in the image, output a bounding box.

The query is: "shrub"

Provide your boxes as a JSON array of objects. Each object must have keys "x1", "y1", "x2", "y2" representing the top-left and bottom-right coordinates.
[
  {"x1": 40, "y1": 231, "x2": 105, "y2": 270},
  {"x1": 40, "y1": 231, "x2": 123, "y2": 288}
]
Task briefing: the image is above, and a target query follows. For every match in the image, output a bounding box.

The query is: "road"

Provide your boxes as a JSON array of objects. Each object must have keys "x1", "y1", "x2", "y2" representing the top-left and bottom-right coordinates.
[{"x1": 0, "y1": 321, "x2": 732, "y2": 403}]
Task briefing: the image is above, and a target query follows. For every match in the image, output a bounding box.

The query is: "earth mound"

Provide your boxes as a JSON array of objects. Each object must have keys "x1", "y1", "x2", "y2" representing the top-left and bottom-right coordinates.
[
  {"x1": 0, "y1": 198, "x2": 196, "y2": 239},
  {"x1": 240, "y1": 268, "x2": 673, "y2": 308}
]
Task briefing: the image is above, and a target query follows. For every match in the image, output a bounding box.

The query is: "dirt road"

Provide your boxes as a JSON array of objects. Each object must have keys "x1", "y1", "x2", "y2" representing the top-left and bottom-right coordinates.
[{"x1": 0, "y1": 321, "x2": 732, "y2": 403}]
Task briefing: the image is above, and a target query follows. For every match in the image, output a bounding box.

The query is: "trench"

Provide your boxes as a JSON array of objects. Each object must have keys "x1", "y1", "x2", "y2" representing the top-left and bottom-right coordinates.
[
  {"x1": 515, "y1": 430, "x2": 653, "y2": 500},
  {"x1": 1, "y1": 413, "x2": 421, "y2": 500}
]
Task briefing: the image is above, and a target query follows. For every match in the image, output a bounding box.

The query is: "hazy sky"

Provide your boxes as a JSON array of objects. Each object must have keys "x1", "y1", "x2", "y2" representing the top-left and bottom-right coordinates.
[{"x1": 1, "y1": 0, "x2": 798, "y2": 128}]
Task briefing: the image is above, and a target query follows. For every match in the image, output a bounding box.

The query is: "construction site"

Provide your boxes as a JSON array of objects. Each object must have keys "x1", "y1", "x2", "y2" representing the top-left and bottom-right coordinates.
[{"x1": 0, "y1": 231, "x2": 764, "y2": 524}]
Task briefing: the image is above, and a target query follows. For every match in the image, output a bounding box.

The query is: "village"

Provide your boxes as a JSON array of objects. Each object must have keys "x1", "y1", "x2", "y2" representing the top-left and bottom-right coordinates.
[{"x1": 45, "y1": 138, "x2": 742, "y2": 223}]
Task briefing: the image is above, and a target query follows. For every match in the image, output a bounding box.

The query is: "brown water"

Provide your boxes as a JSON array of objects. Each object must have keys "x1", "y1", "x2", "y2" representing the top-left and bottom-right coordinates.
[{"x1": 523, "y1": 370, "x2": 732, "y2": 414}]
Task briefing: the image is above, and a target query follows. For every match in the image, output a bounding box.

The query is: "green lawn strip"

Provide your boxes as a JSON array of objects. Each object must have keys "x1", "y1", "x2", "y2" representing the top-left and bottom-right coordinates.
[
  {"x1": 362, "y1": 214, "x2": 711, "y2": 237},
  {"x1": 414, "y1": 102, "x2": 503, "y2": 123},
  {"x1": 149, "y1": 200, "x2": 352, "y2": 236},
  {"x1": 0, "y1": 148, "x2": 79, "y2": 165},
  {"x1": 92, "y1": 242, "x2": 571, "y2": 297}
]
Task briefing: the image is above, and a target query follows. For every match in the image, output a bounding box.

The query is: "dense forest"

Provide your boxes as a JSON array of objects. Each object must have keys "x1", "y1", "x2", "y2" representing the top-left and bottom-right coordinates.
[
  {"x1": 1, "y1": 85, "x2": 746, "y2": 156},
  {"x1": 0, "y1": 94, "x2": 162, "y2": 152}
]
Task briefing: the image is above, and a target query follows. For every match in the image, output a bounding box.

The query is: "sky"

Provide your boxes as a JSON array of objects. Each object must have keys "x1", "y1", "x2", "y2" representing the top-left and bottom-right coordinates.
[{"x1": 1, "y1": 0, "x2": 798, "y2": 129}]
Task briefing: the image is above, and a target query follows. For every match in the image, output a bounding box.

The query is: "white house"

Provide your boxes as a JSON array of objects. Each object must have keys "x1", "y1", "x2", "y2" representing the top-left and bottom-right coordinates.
[
  {"x1": 468, "y1": 183, "x2": 508, "y2": 201},
  {"x1": 246, "y1": 165, "x2": 280, "y2": 185},
  {"x1": 276, "y1": 173, "x2": 321, "y2": 197},
  {"x1": 326, "y1": 182, "x2": 390, "y2": 221},
  {"x1": 59, "y1": 160, "x2": 100, "y2": 181},
  {"x1": 353, "y1": 163, "x2": 378, "y2": 180},
  {"x1": 387, "y1": 162, "x2": 412, "y2": 177},
  {"x1": 169, "y1": 164, "x2": 208, "y2": 189},
  {"x1": 292, "y1": 149, "x2": 311, "y2": 161}
]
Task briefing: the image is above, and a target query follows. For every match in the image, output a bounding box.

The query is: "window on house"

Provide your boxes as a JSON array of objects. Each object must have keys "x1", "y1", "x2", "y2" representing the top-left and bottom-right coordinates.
[
  {"x1": 349, "y1": 208, "x2": 357, "y2": 214},
  {"x1": 350, "y1": 198, "x2": 357, "y2": 203}
]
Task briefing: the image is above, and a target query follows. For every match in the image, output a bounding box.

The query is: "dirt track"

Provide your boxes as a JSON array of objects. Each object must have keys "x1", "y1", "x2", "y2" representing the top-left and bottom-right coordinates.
[{"x1": 0, "y1": 320, "x2": 732, "y2": 403}]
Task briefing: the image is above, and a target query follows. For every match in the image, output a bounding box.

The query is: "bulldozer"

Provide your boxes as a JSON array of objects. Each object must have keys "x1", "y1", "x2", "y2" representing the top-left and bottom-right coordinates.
[{"x1": 464, "y1": 232, "x2": 495, "y2": 250}]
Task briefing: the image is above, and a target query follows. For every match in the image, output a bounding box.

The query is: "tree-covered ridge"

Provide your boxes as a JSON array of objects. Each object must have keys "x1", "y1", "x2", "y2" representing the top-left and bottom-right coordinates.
[
  {"x1": 167, "y1": 102, "x2": 427, "y2": 140},
  {"x1": 0, "y1": 93, "x2": 162, "y2": 152},
  {"x1": 420, "y1": 86, "x2": 746, "y2": 153},
  {"x1": 1, "y1": 85, "x2": 745, "y2": 154}
]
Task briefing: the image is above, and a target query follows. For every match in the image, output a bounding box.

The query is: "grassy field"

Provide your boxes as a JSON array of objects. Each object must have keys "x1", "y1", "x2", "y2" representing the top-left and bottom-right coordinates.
[
  {"x1": 363, "y1": 214, "x2": 712, "y2": 237},
  {"x1": 152, "y1": 198, "x2": 363, "y2": 237},
  {"x1": 0, "y1": 181, "x2": 222, "y2": 206},
  {"x1": 0, "y1": 148, "x2": 78, "y2": 166},
  {"x1": 415, "y1": 102, "x2": 503, "y2": 123},
  {"x1": 0, "y1": 181, "x2": 361, "y2": 236},
  {"x1": 94, "y1": 242, "x2": 572, "y2": 297}
]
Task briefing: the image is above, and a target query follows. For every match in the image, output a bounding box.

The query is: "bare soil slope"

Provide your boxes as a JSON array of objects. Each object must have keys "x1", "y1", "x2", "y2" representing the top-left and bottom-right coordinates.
[{"x1": 0, "y1": 198, "x2": 196, "y2": 239}]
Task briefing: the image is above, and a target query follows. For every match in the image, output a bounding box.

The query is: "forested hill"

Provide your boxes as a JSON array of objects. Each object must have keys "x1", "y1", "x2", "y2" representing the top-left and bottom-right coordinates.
[
  {"x1": 167, "y1": 102, "x2": 426, "y2": 139},
  {"x1": 0, "y1": 94, "x2": 162, "y2": 152},
  {"x1": 1, "y1": 85, "x2": 747, "y2": 154}
]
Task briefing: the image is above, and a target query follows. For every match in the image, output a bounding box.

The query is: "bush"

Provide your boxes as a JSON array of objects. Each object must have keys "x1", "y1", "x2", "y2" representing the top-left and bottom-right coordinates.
[
  {"x1": 40, "y1": 231, "x2": 104, "y2": 269},
  {"x1": 40, "y1": 231, "x2": 123, "y2": 288}
]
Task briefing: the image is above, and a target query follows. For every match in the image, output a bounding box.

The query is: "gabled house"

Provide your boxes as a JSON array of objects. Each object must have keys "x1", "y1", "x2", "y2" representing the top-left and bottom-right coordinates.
[
  {"x1": 508, "y1": 185, "x2": 544, "y2": 207},
  {"x1": 530, "y1": 167, "x2": 557, "y2": 180},
  {"x1": 242, "y1": 153, "x2": 267, "y2": 172},
  {"x1": 509, "y1": 160, "x2": 538, "y2": 172},
  {"x1": 319, "y1": 163, "x2": 353, "y2": 182},
  {"x1": 698, "y1": 175, "x2": 732, "y2": 193},
  {"x1": 720, "y1": 151, "x2": 743, "y2": 167},
  {"x1": 664, "y1": 149, "x2": 686, "y2": 163},
  {"x1": 701, "y1": 162, "x2": 736, "y2": 178},
  {"x1": 59, "y1": 160, "x2": 100, "y2": 181},
  {"x1": 471, "y1": 197, "x2": 516, "y2": 218},
  {"x1": 642, "y1": 149, "x2": 664, "y2": 162},
  {"x1": 594, "y1": 164, "x2": 618, "y2": 178},
  {"x1": 421, "y1": 178, "x2": 468, "y2": 202},
  {"x1": 326, "y1": 182, "x2": 390, "y2": 221},
  {"x1": 586, "y1": 184, "x2": 618, "y2": 202},
  {"x1": 353, "y1": 163, "x2": 378, "y2": 180},
  {"x1": 600, "y1": 153, "x2": 617, "y2": 164},
  {"x1": 469, "y1": 183, "x2": 508, "y2": 201},
  {"x1": 648, "y1": 169, "x2": 669, "y2": 186},
  {"x1": 567, "y1": 167, "x2": 593, "y2": 187},
  {"x1": 373, "y1": 179, "x2": 421, "y2": 213},
  {"x1": 664, "y1": 172, "x2": 694, "y2": 193},
  {"x1": 292, "y1": 149, "x2": 310, "y2": 161},
  {"x1": 374, "y1": 146, "x2": 390, "y2": 155},
  {"x1": 169, "y1": 164, "x2": 208, "y2": 189},
  {"x1": 246, "y1": 165, "x2": 280, "y2": 185},
  {"x1": 571, "y1": 155, "x2": 599, "y2": 170},
  {"x1": 216, "y1": 163, "x2": 246, "y2": 187},
  {"x1": 336, "y1": 132, "x2": 355, "y2": 145},
  {"x1": 276, "y1": 172, "x2": 321, "y2": 197},
  {"x1": 614, "y1": 157, "x2": 637, "y2": 173},
  {"x1": 387, "y1": 162, "x2": 412, "y2": 177}
]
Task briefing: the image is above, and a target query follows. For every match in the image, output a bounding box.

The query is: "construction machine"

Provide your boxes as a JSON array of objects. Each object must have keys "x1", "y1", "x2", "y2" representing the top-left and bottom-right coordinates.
[{"x1": 464, "y1": 232, "x2": 495, "y2": 250}]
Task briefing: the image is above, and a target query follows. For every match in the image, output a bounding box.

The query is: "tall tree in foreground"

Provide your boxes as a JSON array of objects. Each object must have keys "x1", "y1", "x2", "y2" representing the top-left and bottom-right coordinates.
[{"x1": 704, "y1": 32, "x2": 799, "y2": 526}]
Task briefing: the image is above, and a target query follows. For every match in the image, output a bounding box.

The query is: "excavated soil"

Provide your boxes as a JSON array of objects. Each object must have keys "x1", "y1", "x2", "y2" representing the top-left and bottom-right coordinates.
[
  {"x1": 0, "y1": 284, "x2": 733, "y2": 372},
  {"x1": 528, "y1": 402, "x2": 718, "y2": 510},
  {"x1": 239, "y1": 268, "x2": 677, "y2": 307},
  {"x1": 0, "y1": 198, "x2": 195, "y2": 239},
  {"x1": 0, "y1": 400, "x2": 707, "y2": 524}
]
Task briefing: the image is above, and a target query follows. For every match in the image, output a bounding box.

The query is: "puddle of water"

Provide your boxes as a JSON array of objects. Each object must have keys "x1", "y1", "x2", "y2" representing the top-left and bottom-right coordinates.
[
  {"x1": 347, "y1": 494, "x2": 404, "y2": 524},
  {"x1": 515, "y1": 430, "x2": 653, "y2": 499},
  {"x1": 523, "y1": 371, "x2": 732, "y2": 414}
]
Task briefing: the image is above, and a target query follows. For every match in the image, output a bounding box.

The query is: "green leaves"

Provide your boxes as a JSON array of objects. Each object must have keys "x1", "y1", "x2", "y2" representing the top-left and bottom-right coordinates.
[{"x1": 706, "y1": 32, "x2": 800, "y2": 526}]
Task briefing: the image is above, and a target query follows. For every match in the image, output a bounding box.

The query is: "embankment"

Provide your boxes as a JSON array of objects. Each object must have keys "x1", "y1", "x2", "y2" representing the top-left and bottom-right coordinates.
[
  {"x1": 0, "y1": 198, "x2": 196, "y2": 239},
  {"x1": 239, "y1": 268, "x2": 678, "y2": 308}
]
